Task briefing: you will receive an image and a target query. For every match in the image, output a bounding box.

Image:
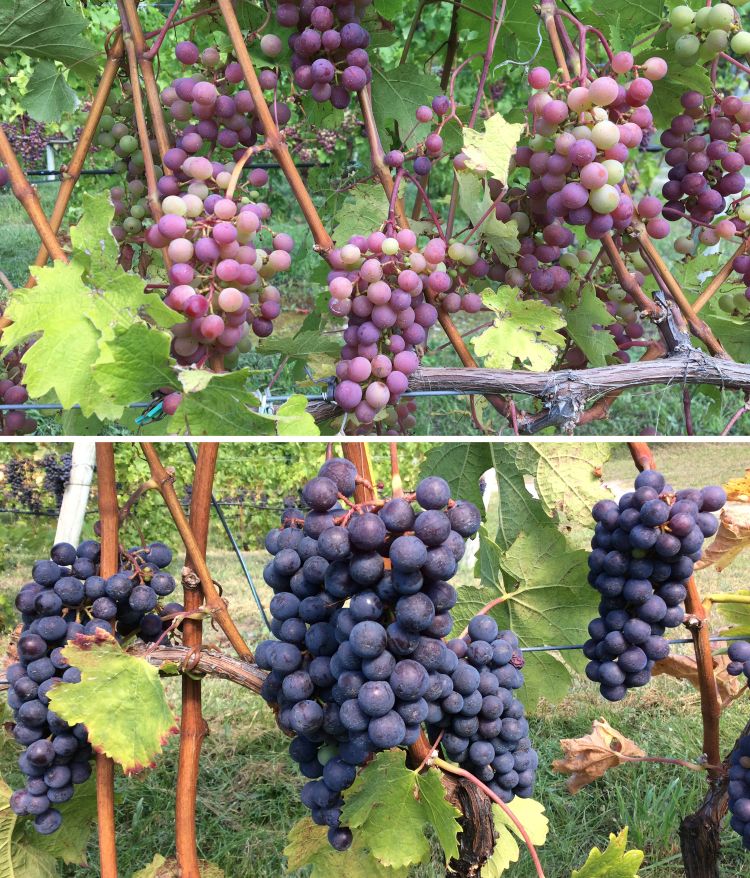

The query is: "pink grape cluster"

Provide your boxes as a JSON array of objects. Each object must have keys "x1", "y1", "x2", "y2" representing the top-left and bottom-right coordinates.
[
  {"x1": 657, "y1": 92, "x2": 750, "y2": 244},
  {"x1": 0, "y1": 164, "x2": 8, "y2": 187},
  {"x1": 0, "y1": 342, "x2": 36, "y2": 436},
  {"x1": 328, "y1": 231, "x2": 454, "y2": 423},
  {"x1": 143, "y1": 155, "x2": 293, "y2": 365},
  {"x1": 518, "y1": 56, "x2": 668, "y2": 240},
  {"x1": 720, "y1": 254, "x2": 750, "y2": 316},
  {"x1": 160, "y1": 40, "x2": 291, "y2": 173},
  {"x1": 277, "y1": 0, "x2": 373, "y2": 108},
  {"x1": 384, "y1": 95, "x2": 452, "y2": 179}
]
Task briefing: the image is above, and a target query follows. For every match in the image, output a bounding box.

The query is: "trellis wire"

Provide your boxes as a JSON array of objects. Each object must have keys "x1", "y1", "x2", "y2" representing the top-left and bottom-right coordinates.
[
  {"x1": 184, "y1": 443, "x2": 271, "y2": 631},
  {"x1": 19, "y1": 161, "x2": 321, "y2": 184},
  {"x1": 519, "y1": 635, "x2": 750, "y2": 653}
]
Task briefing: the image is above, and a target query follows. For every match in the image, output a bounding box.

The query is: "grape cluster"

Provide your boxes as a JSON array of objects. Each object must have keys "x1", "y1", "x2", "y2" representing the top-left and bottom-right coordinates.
[
  {"x1": 329, "y1": 230, "x2": 490, "y2": 424},
  {"x1": 726, "y1": 639, "x2": 750, "y2": 850},
  {"x1": 658, "y1": 92, "x2": 750, "y2": 243},
  {"x1": 256, "y1": 459, "x2": 505, "y2": 850},
  {"x1": 669, "y1": 3, "x2": 750, "y2": 65},
  {"x1": 7, "y1": 539, "x2": 181, "y2": 833},
  {"x1": 40, "y1": 452, "x2": 73, "y2": 507},
  {"x1": 433, "y1": 616, "x2": 537, "y2": 803},
  {"x1": 162, "y1": 40, "x2": 291, "y2": 163},
  {"x1": 277, "y1": 1, "x2": 373, "y2": 109},
  {"x1": 0, "y1": 340, "x2": 36, "y2": 435},
  {"x1": 585, "y1": 470, "x2": 726, "y2": 701},
  {"x1": 2, "y1": 117, "x2": 56, "y2": 168},
  {"x1": 0, "y1": 163, "x2": 8, "y2": 187},
  {"x1": 520, "y1": 58, "x2": 667, "y2": 240},
  {"x1": 143, "y1": 158, "x2": 293, "y2": 364}
]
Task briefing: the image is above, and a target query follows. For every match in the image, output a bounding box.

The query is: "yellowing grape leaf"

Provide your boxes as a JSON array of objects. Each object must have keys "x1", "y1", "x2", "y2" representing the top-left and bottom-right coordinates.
[
  {"x1": 552, "y1": 719, "x2": 645, "y2": 794},
  {"x1": 695, "y1": 506, "x2": 750, "y2": 572},
  {"x1": 284, "y1": 817, "x2": 407, "y2": 878},
  {"x1": 725, "y1": 470, "x2": 750, "y2": 502},
  {"x1": 571, "y1": 828, "x2": 644, "y2": 878},
  {"x1": 456, "y1": 172, "x2": 519, "y2": 266},
  {"x1": 463, "y1": 113, "x2": 524, "y2": 184},
  {"x1": 47, "y1": 633, "x2": 177, "y2": 773},
  {"x1": 482, "y1": 798, "x2": 548, "y2": 878},
  {"x1": 341, "y1": 751, "x2": 461, "y2": 870},
  {"x1": 131, "y1": 854, "x2": 223, "y2": 877},
  {"x1": 472, "y1": 287, "x2": 566, "y2": 372}
]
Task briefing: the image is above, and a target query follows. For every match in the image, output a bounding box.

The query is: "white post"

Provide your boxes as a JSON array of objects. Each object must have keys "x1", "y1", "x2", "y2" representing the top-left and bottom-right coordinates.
[
  {"x1": 45, "y1": 143, "x2": 56, "y2": 184},
  {"x1": 54, "y1": 441, "x2": 97, "y2": 546}
]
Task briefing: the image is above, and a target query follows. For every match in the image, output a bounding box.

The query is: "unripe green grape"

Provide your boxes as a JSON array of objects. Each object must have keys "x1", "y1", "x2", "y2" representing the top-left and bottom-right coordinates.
[
  {"x1": 318, "y1": 744, "x2": 337, "y2": 765},
  {"x1": 123, "y1": 216, "x2": 142, "y2": 234},
  {"x1": 381, "y1": 237, "x2": 400, "y2": 256},
  {"x1": 97, "y1": 132, "x2": 115, "y2": 148},
  {"x1": 99, "y1": 114, "x2": 115, "y2": 131},
  {"x1": 731, "y1": 30, "x2": 750, "y2": 53},
  {"x1": 737, "y1": 201, "x2": 750, "y2": 221},
  {"x1": 560, "y1": 253, "x2": 579, "y2": 270},
  {"x1": 130, "y1": 204, "x2": 147, "y2": 220},
  {"x1": 674, "y1": 236, "x2": 696, "y2": 255},
  {"x1": 704, "y1": 28, "x2": 729, "y2": 53},
  {"x1": 694, "y1": 7, "x2": 712, "y2": 29},
  {"x1": 577, "y1": 248, "x2": 593, "y2": 263},
  {"x1": 119, "y1": 134, "x2": 138, "y2": 155},
  {"x1": 162, "y1": 195, "x2": 188, "y2": 216},
  {"x1": 341, "y1": 244, "x2": 362, "y2": 265},
  {"x1": 589, "y1": 184, "x2": 620, "y2": 213},
  {"x1": 719, "y1": 293, "x2": 736, "y2": 312},
  {"x1": 237, "y1": 335, "x2": 253, "y2": 353},
  {"x1": 511, "y1": 211, "x2": 530, "y2": 233},
  {"x1": 675, "y1": 33, "x2": 701, "y2": 60},
  {"x1": 119, "y1": 101, "x2": 134, "y2": 117},
  {"x1": 448, "y1": 242, "x2": 467, "y2": 261},
  {"x1": 528, "y1": 134, "x2": 549, "y2": 151},
  {"x1": 224, "y1": 350, "x2": 240, "y2": 370},
  {"x1": 669, "y1": 5, "x2": 695, "y2": 29},
  {"x1": 462, "y1": 245, "x2": 478, "y2": 266},
  {"x1": 707, "y1": 3, "x2": 735, "y2": 31},
  {"x1": 591, "y1": 120, "x2": 620, "y2": 149},
  {"x1": 733, "y1": 292, "x2": 750, "y2": 313},
  {"x1": 114, "y1": 159, "x2": 127, "y2": 174},
  {"x1": 608, "y1": 287, "x2": 627, "y2": 302},
  {"x1": 131, "y1": 151, "x2": 146, "y2": 169},
  {"x1": 602, "y1": 159, "x2": 624, "y2": 184},
  {"x1": 572, "y1": 125, "x2": 593, "y2": 141},
  {"x1": 629, "y1": 252, "x2": 648, "y2": 271}
]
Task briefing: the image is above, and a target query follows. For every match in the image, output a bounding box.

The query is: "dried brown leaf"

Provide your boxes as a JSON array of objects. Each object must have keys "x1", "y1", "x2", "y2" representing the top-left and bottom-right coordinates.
[
  {"x1": 652, "y1": 653, "x2": 744, "y2": 706},
  {"x1": 552, "y1": 718, "x2": 645, "y2": 794},
  {"x1": 696, "y1": 505, "x2": 750, "y2": 572}
]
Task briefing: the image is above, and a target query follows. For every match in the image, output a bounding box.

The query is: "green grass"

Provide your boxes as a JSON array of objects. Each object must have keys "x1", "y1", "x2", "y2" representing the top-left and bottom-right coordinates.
[{"x1": 1, "y1": 502, "x2": 749, "y2": 878}]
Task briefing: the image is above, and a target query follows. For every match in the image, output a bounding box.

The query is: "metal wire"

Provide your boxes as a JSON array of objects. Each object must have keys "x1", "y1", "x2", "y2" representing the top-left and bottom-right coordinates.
[
  {"x1": 184, "y1": 443, "x2": 271, "y2": 631},
  {"x1": 519, "y1": 635, "x2": 750, "y2": 653}
]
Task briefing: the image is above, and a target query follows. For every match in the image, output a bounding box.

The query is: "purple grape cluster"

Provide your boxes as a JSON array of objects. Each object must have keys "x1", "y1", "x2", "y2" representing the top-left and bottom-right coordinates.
[
  {"x1": 143, "y1": 157, "x2": 293, "y2": 363},
  {"x1": 256, "y1": 459, "x2": 492, "y2": 850},
  {"x1": 0, "y1": 163, "x2": 8, "y2": 187},
  {"x1": 162, "y1": 40, "x2": 291, "y2": 164},
  {"x1": 585, "y1": 470, "x2": 726, "y2": 701},
  {"x1": 433, "y1": 617, "x2": 537, "y2": 803},
  {"x1": 658, "y1": 92, "x2": 750, "y2": 244},
  {"x1": 277, "y1": 1, "x2": 373, "y2": 109},
  {"x1": 0, "y1": 339, "x2": 37, "y2": 435},
  {"x1": 726, "y1": 640, "x2": 750, "y2": 849},
  {"x1": 7, "y1": 539, "x2": 180, "y2": 834}
]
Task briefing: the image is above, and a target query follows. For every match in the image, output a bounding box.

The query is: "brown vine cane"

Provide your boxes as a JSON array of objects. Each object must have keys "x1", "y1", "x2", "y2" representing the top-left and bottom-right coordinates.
[
  {"x1": 175, "y1": 442, "x2": 218, "y2": 878},
  {"x1": 94, "y1": 443, "x2": 120, "y2": 878}
]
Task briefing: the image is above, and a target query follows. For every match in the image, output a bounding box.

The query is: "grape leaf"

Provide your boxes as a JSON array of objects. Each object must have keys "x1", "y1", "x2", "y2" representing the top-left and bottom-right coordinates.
[
  {"x1": 370, "y1": 63, "x2": 442, "y2": 148},
  {"x1": 0, "y1": 0, "x2": 99, "y2": 76},
  {"x1": 484, "y1": 444, "x2": 549, "y2": 552},
  {"x1": 530, "y1": 443, "x2": 613, "y2": 529},
  {"x1": 698, "y1": 506, "x2": 750, "y2": 573},
  {"x1": 256, "y1": 330, "x2": 341, "y2": 359},
  {"x1": 169, "y1": 370, "x2": 275, "y2": 436},
  {"x1": 413, "y1": 766, "x2": 463, "y2": 864},
  {"x1": 472, "y1": 0, "x2": 554, "y2": 70},
  {"x1": 561, "y1": 284, "x2": 617, "y2": 368},
  {"x1": 69, "y1": 192, "x2": 121, "y2": 273},
  {"x1": 10, "y1": 841, "x2": 57, "y2": 878},
  {"x1": 418, "y1": 442, "x2": 492, "y2": 509},
  {"x1": 93, "y1": 324, "x2": 178, "y2": 408},
  {"x1": 21, "y1": 59, "x2": 77, "y2": 122},
  {"x1": 341, "y1": 751, "x2": 461, "y2": 870},
  {"x1": 131, "y1": 855, "x2": 168, "y2": 878},
  {"x1": 0, "y1": 776, "x2": 16, "y2": 878},
  {"x1": 472, "y1": 287, "x2": 566, "y2": 371},
  {"x1": 475, "y1": 528, "x2": 504, "y2": 594},
  {"x1": 331, "y1": 181, "x2": 390, "y2": 246},
  {"x1": 586, "y1": 0, "x2": 664, "y2": 50},
  {"x1": 571, "y1": 828, "x2": 644, "y2": 878},
  {"x1": 456, "y1": 172, "x2": 519, "y2": 266},
  {"x1": 276, "y1": 394, "x2": 319, "y2": 436},
  {"x1": 284, "y1": 816, "x2": 407, "y2": 878},
  {"x1": 703, "y1": 313, "x2": 750, "y2": 363},
  {"x1": 47, "y1": 633, "x2": 178, "y2": 774},
  {"x1": 463, "y1": 114, "x2": 524, "y2": 184},
  {"x1": 482, "y1": 799, "x2": 549, "y2": 878}
]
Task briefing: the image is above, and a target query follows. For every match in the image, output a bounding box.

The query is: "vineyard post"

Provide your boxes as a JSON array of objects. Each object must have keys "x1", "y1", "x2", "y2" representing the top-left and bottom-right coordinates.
[
  {"x1": 53, "y1": 441, "x2": 96, "y2": 547},
  {"x1": 628, "y1": 442, "x2": 724, "y2": 878},
  {"x1": 174, "y1": 442, "x2": 218, "y2": 877},
  {"x1": 94, "y1": 442, "x2": 120, "y2": 878}
]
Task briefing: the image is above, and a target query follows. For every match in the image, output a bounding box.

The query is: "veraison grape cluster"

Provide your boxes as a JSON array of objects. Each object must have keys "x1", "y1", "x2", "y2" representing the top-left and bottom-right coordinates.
[
  {"x1": 722, "y1": 253, "x2": 750, "y2": 317},
  {"x1": 328, "y1": 228, "x2": 489, "y2": 424},
  {"x1": 162, "y1": 40, "x2": 291, "y2": 165},
  {"x1": 668, "y1": 2, "x2": 750, "y2": 65},
  {"x1": 7, "y1": 539, "x2": 182, "y2": 834},
  {"x1": 585, "y1": 470, "x2": 726, "y2": 702},
  {"x1": 276, "y1": 0, "x2": 373, "y2": 109},
  {"x1": 143, "y1": 158, "x2": 293, "y2": 365},
  {"x1": 657, "y1": 92, "x2": 750, "y2": 244},
  {"x1": 1, "y1": 339, "x2": 37, "y2": 435},
  {"x1": 726, "y1": 640, "x2": 750, "y2": 849},
  {"x1": 257, "y1": 459, "x2": 533, "y2": 850},
  {"x1": 520, "y1": 57, "x2": 668, "y2": 240}
]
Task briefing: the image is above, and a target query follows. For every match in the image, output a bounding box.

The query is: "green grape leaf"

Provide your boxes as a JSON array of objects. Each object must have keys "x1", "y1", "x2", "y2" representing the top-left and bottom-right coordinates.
[
  {"x1": 470, "y1": 0, "x2": 554, "y2": 70},
  {"x1": 21, "y1": 60, "x2": 77, "y2": 122},
  {"x1": 703, "y1": 313, "x2": 750, "y2": 363},
  {"x1": 586, "y1": 0, "x2": 664, "y2": 50},
  {"x1": 331, "y1": 181, "x2": 390, "y2": 246},
  {"x1": 571, "y1": 828, "x2": 644, "y2": 878},
  {"x1": 69, "y1": 192, "x2": 121, "y2": 273},
  {"x1": 284, "y1": 816, "x2": 408, "y2": 878},
  {"x1": 712, "y1": 589, "x2": 750, "y2": 631},
  {"x1": 256, "y1": 330, "x2": 341, "y2": 359},
  {"x1": 47, "y1": 633, "x2": 178, "y2": 774},
  {"x1": 475, "y1": 528, "x2": 504, "y2": 594},
  {"x1": 456, "y1": 172, "x2": 519, "y2": 266},
  {"x1": 561, "y1": 283, "x2": 617, "y2": 368},
  {"x1": 370, "y1": 63, "x2": 442, "y2": 148},
  {"x1": 482, "y1": 799, "x2": 549, "y2": 878},
  {"x1": 169, "y1": 370, "x2": 274, "y2": 436},
  {"x1": 530, "y1": 443, "x2": 613, "y2": 529},
  {"x1": 93, "y1": 324, "x2": 177, "y2": 408},
  {"x1": 453, "y1": 532, "x2": 505, "y2": 635},
  {"x1": 413, "y1": 767, "x2": 463, "y2": 864},
  {"x1": 484, "y1": 445, "x2": 550, "y2": 552},
  {"x1": 10, "y1": 841, "x2": 57, "y2": 878},
  {"x1": 276, "y1": 394, "x2": 320, "y2": 436},
  {"x1": 341, "y1": 751, "x2": 460, "y2": 869},
  {"x1": 635, "y1": 46, "x2": 712, "y2": 129},
  {"x1": 0, "y1": 776, "x2": 16, "y2": 878},
  {"x1": 0, "y1": 0, "x2": 99, "y2": 76},
  {"x1": 472, "y1": 287, "x2": 566, "y2": 371},
  {"x1": 29, "y1": 776, "x2": 97, "y2": 864},
  {"x1": 418, "y1": 442, "x2": 492, "y2": 509},
  {"x1": 463, "y1": 114, "x2": 524, "y2": 184}
]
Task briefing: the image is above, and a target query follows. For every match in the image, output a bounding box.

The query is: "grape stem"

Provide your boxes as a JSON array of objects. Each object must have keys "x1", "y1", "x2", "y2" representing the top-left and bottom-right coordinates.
[
  {"x1": 719, "y1": 52, "x2": 750, "y2": 76},
  {"x1": 721, "y1": 399, "x2": 750, "y2": 435},
  {"x1": 142, "y1": 0, "x2": 184, "y2": 60},
  {"x1": 458, "y1": 595, "x2": 510, "y2": 639},
  {"x1": 433, "y1": 757, "x2": 547, "y2": 878}
]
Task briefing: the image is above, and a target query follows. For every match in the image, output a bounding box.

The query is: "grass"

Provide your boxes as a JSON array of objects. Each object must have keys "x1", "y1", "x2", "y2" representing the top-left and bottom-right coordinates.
[{"x1": 1, "y1": 461, "x2": 749, "y2": 878}]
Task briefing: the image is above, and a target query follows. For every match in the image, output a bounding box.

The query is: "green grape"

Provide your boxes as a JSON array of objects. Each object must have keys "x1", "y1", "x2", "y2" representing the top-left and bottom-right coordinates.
[
  {"x1": 97, "y1": 132, "x2": 115, "y2": 149},
  {"x1": 589, "y1": 184, "x2": 620, "y2": 213},
  {"x1": 98, "y1": 115, "x2": 115, "y2": 132},
  {"x1": 560, "y1": 253, "x2": 580, "y2": 270},
  {"x1": 694, "y1": 6, "x2": 712, "y2": 29},
  {"x1": 733, "y1": 292, "x2": 750, "y2": 314},
  {"x1": 707, "y1": 3, "x2": 735, "y2": 30},
  {"x1": 119, "y1": 134, "x2": 138, "y2": 155},
  {"x1": 674, "y1": 236, "x2": 696, "y2": 255},
  {"x1": 131, "y1": 151, "x2": 146, "y2": 169},
  {"x1": 704, "y1": 28, "x2": 729, "y2": 52},
  {"x1": 737, "y1": 201, "x2": 750, "y2": 221},
  {"x1": 608, "y1": 287, "x2": 627, "y2": 302},
  {"x1": 577, "y1": 248, "x2": 594, "y2": 263},
  {"x1": 675, "y1": 33, "x2": 701, "y2": 60},
  {"x1": 731, "y1": 30, "x2": 750, "y2": 53},
  {"x1": 129, "y1": 204, "x2": 147, "y2": 220},
  {"x1": 718, "y1": 293, "x2": 735, "y2": 312},
  {"x1": 669, "y1": 5, "x2": 696, "y2": 28},
  {"x1": 122, "y1": 216, "x2": 142, "y2": 234}
]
